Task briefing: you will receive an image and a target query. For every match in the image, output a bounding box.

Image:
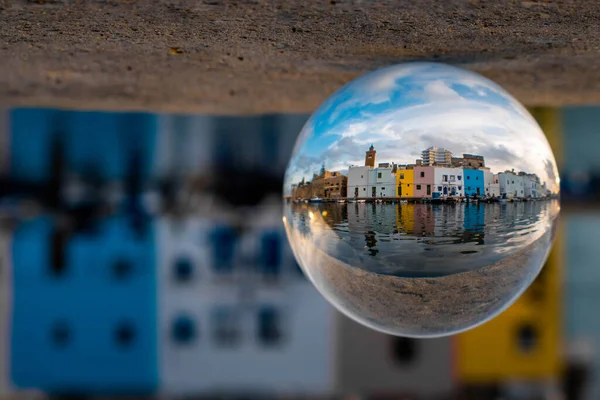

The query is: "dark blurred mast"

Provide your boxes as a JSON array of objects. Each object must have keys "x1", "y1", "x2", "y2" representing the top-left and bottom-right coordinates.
[{"x1": 121, "y1": 113, "x2": 154, "y2": 238}]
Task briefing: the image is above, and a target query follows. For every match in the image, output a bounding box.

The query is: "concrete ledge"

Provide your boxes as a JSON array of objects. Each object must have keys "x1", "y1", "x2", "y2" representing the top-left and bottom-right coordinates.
[{"x1": 1, "y1": 0, "x2": 599, "y2": 115}]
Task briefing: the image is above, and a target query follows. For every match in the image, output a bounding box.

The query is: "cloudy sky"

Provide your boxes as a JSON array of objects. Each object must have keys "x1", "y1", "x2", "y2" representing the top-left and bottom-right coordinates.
[{"x1": 284, "y1": 62, "x2": 559, "y2": 194}]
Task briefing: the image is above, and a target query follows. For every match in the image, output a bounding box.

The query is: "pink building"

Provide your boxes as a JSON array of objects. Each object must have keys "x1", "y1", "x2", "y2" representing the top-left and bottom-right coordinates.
[{"x1": 413, "y1": 166, "x2": 435, "y2": 198}]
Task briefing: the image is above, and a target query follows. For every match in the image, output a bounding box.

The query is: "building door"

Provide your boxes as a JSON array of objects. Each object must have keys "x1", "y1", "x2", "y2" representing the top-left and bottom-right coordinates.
[
  {"x1": 443, "y1": 186, "x2": 448, "y2": 195},
  {"x1": 426, "y1": 185, "x2": 431, "y2": 195},
  {"x1": 477, "y1": 188, "x2": 481, "y2": 196},
  {"x1": 354, "y1": 187, "x2": 359, "y2": 198},
  {"x1": 398, "y1": 184, "x2": 402, "y2": 197},
  {"x1": 372, "y1": 187, "x2": 376, "y2": 197}
]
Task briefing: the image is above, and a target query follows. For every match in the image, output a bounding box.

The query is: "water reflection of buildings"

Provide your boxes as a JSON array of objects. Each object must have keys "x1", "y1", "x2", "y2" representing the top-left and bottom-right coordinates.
[{"x1": 327, "y1": 202, "x2": 490, "y2": 242}]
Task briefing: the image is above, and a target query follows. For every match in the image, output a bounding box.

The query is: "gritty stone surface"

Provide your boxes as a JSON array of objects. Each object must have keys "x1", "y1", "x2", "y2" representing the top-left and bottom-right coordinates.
[{"x1": 0, "y1": 0, "x2": 600, "y2": 115}]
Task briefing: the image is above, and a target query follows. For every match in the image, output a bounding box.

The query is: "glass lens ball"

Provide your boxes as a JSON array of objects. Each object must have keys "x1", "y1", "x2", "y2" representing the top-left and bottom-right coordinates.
[{"x1": 283, "y1": 62, "x2": 560, "y2": 338}]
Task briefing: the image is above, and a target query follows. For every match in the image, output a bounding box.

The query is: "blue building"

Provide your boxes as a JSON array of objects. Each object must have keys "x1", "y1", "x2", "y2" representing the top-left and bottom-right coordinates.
[
  {"x1": 8, "y1": 109, "x2": 159, "y2": 393},
  {"x1": 463, "y1": 169, "x2": 484, "y2": 198}
]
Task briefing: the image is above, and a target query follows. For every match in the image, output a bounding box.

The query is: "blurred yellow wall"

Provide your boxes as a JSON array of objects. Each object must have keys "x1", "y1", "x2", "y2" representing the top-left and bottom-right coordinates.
[{"x1": 454, "y1": 108, "x2": 564, "y2": 383}]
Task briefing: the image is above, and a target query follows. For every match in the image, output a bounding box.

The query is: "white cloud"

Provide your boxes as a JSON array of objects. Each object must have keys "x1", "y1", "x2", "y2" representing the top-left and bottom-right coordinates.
[{"x1": 286, "y1": 63, "x2": 560, "y2": 192}]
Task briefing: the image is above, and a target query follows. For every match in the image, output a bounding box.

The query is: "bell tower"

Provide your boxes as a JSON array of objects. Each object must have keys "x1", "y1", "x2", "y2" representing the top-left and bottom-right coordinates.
[{"x1": 365, "y1": 144, "x2": 376, "y2": 168}]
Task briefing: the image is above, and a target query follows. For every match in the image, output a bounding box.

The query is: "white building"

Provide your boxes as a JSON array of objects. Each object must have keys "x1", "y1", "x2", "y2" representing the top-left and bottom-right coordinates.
[
  {"x1": 421, "y1": 146, "x2": 453, "y2": 166},
  {"x1": 373, "y1": 166, "x2": 396, "y2": 198},
  {"x1": 347, "y1": 166, "x2": 395, "y2": 199},
  {"x1": 335, "y1": 314, "x2": 454, "y2": 397},
  {"x1": 433, "y1": 167, "x2": 463, "y2": 197},
  {"x1": 157, "y1": 202, "x2": 336, "y2": 396},
  {"x1": 523, "y1": 174, "x2": 543, "y2": 198},
  {"x1": 347, "y1": 166, "x2": 370, "y2": 199},
  {"x1": 481, "y1": 168, "x2": 500, "y2": 198},
  {"x1": 499, "y1": 172, "x2": 525, "y2": 199}
]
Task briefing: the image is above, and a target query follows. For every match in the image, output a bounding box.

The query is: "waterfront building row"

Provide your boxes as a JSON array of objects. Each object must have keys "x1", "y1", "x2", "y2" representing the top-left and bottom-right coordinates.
[
  {"x1": 292, "y1": 145, "x2": 550, "y2": 201},
  {"x1": 346, "y1": 165, "x2": 548, "y2": 200}
]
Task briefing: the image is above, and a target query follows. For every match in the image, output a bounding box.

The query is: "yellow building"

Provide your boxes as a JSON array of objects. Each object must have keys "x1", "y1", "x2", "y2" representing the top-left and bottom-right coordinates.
[
  {"x1": 454, "y1": 107, "x2": 564, "y2": 385},
  {"x1": 396, "y1": 167, "x2": 414, "y2": 197}
]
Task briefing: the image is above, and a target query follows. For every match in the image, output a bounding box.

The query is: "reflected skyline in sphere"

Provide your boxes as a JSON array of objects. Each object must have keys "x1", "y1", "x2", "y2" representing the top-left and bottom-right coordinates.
[{"x1": 283, "y1": 62, "x2": 560, "y2": 338}]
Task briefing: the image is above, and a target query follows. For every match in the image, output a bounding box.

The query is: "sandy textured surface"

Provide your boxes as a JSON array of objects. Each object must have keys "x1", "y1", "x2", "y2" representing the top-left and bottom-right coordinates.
[
  {"x1": 284, "y1": 212, "x2": 559, "y2": 337},
  {"x1": 1, "y1": 0, "x2": 600, "y2": 115}
]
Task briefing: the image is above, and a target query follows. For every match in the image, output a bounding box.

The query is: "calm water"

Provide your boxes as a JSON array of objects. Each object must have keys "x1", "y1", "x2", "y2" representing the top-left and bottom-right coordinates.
[{"x1": 287, "y1": 200, "x2": 560, "y2": 277}]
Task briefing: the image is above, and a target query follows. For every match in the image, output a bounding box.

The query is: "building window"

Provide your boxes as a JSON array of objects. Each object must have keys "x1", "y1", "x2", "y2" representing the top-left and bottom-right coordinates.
[
  {"x1": 392, "y1": 337, "x2": 418, "y2": 364},
  {"x1": 361, "y1": 175, "x2": 363, "y2": 178},
  {"x1": 467, "y1": 176, "x2": 470, "y2": 180},
  {"x1": 363, "y1": 188, "x2": 366, "y2": 191},
  {"x1": 443, "y1": 175, "x2": 448, "y2": 182},
  {"x1": 258, "y1": 306, "x2": 282, "y2": 346},
  {"x1": 173, "y1": 257, "x2": 194, "y2": 283},
  {"x1": 378, "y1": 172, "x2": 382, "y2": 179},
  {"x1": 261, "y1": 232, "x2": 281, "y2": 278},
  {"x1": 407, "y1": 184, "x2": 410, "y2": 187},
  {"x1": 512, "y1": 180, "x2": 515, "y2": 184},
  {"x1": 458, "y1": 186, "x2": 462, "y2": 190},
  {"x1": 420, "y1": 172, "x2": 425, "y2": 178},
  {"x1": 210, "y1": 226, "x2": 237, "y2": 274},
  {"x1": 172, "y1": 315, "x2": 197, "y2": 345},
  {"x1": 416, "y1": 184, "x2": 422, "y2": 190},
  {"x1": 382, "y1": 187, "x2": 385, "y2": 190},
  {"x1": 516, "y1": 323, "x2": 538, "y2": 353},
  {"x1": 458, "y1": 176, "x2": 462, "y2": 180},
  {"x1": 476, "y1": 176, "x2": 479, "y2": 180},
  {"x1": 212, "y1": 306, "x2": 240, "y2": 347},
  {"x1": 113, "y1": 258, "x2": 133, "y2": 280},
  {"x1": 437, "y1": 186, "x2": 442, "y2": 191},
  {"x1": 400, "y1": 173, "x2": 404, "y2": 179},
  {"x1": 450, "y1": 175, "x2": 455, "y2": 180},
  {"x1": 114, "y1": 321, "x2": 136, "y2": 349},
  {"x1": 50, "y1": 320, "x2": 71, "y2": 348}
]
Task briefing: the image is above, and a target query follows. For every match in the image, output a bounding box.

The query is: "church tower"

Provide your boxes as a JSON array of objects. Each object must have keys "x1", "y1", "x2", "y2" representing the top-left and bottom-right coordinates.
[{"x1": 365, "y1": 144, "x2": 376, "y2": 168}]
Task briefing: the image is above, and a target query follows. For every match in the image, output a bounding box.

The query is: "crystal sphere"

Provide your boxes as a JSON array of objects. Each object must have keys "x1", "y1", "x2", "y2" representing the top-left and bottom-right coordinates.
[{"x1": 283, "y1": 62, "x2": 560, "y2": 338}]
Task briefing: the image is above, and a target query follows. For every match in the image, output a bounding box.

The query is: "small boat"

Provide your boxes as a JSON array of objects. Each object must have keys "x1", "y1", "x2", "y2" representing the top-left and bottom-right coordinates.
[
  {"x1": 357, "y1": 199, "x2": 366, "y2": 203},
  {"x1": 399, "y1": 200, "x2": 408, "y2": 204},
  {"x1": 310, "y1": 197, "x2": 323, "y2": 203},
  {"x1": 337, "y1": 199, "x2": 346, "y2": 203}
]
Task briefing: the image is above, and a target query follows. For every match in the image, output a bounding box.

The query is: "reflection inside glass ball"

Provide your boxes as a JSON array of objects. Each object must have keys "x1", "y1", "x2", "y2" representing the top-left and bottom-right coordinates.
[{"x1": 283, "y1": 62, "x2": 560, "y2": 338}]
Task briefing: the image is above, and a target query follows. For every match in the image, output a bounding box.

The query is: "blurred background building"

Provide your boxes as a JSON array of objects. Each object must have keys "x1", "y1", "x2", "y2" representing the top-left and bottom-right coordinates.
[{"x1": 0, "y1": 106, "x2": 597, "y2": 399}]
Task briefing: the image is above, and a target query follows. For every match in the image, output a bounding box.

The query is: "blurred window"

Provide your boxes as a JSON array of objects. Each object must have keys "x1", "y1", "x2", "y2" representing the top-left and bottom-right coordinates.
[
  {"x1": 516, "y1": 323, "x2": 538, "y2": 353},
  {"x1": 212, "y1": 306, "x2": 240, "y2": 347},
  {"x1": 261, "y1": 232, "x2": 281, "y2": 278},
  {"x1": 113, "y1": 258, "x2": 134, "y2": 281},
  {"x1": 172, "y1": 315, "x2": 197, "y2": 345},
  {"x1": 210, "y1": 226, "x2": 237, "y2": 273},
  {"x1": 114, "y1": 321, "x2": 136, "y2": 349},
  {"x1": 173, "y1": 256, "x2": 194, "y2": 283},
  {"x1": 258, "y1": 306, "x2": 282, "y2": 346},
  {"x1": 392, "y1": 337, "x2": 418, "y2": 364},
  {"x1": 51, "y1": 320, "x2": 71, "y2": 348}
]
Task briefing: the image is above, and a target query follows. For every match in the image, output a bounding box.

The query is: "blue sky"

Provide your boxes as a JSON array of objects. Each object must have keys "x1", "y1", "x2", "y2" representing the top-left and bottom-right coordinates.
[{"x1": 285, "y1": 62, "x2": 559, "y2": 194}]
